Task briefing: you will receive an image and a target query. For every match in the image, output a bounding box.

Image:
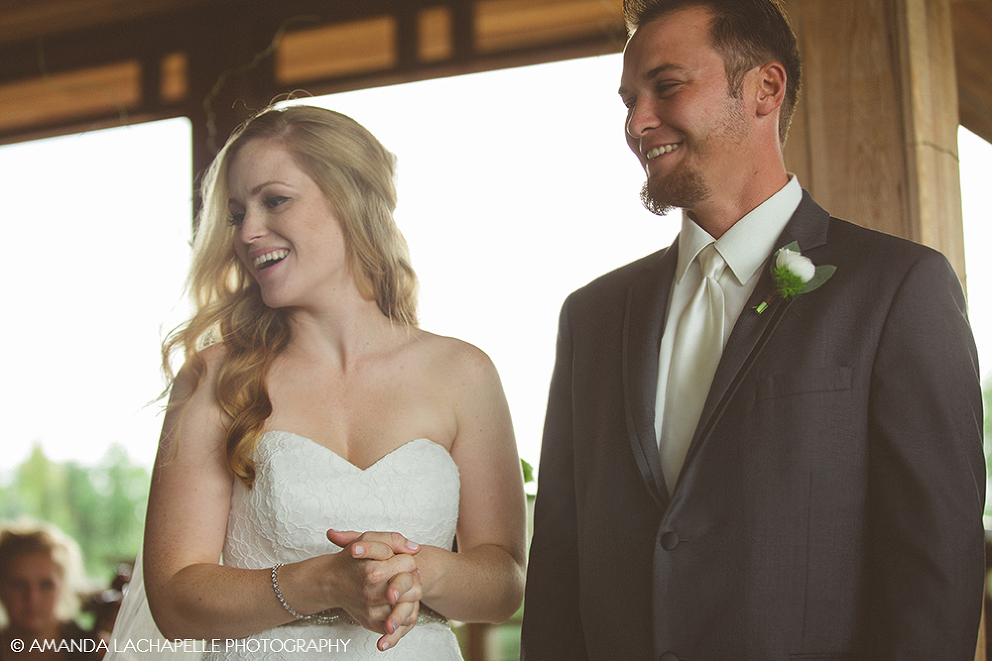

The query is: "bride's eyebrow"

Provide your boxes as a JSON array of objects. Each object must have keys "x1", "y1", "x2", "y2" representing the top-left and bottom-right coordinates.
[
  {"x1": 228, "y1": 180, "x2": 292, "y2": 205},
  {"x1": 250, "y1": 180, "x2": 290, "y2": 194}
]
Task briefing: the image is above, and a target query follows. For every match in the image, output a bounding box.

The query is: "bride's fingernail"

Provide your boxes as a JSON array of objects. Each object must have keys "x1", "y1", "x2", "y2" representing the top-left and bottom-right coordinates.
[
  {"x1": 380, "y1": 640, "x2": 390, "y2": 651},
  {"x1": 406, "y1": 541, "x2": 419, "y2": 551},
  {"x1": 353, "y1": 544, "x2": 364, "y2": 556}
]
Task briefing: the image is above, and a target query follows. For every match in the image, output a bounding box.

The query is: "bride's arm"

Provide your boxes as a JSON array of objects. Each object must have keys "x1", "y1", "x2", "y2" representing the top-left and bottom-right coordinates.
[
  {"x1": 143, "y1": 349, "x2": 418, "y2": 640},
  {"x1": 414, "y1": 342, "x2": 528, "y2": 623}
]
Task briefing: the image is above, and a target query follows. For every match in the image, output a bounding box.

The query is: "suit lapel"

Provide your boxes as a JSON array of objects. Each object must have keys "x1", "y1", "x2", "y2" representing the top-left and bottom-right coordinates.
[
  {"x1": 682, "y1": 193, "x2": 831, "y2": 469},
  {"x1": 623, "y1": 243, "x2": 679, "y2": 508}
]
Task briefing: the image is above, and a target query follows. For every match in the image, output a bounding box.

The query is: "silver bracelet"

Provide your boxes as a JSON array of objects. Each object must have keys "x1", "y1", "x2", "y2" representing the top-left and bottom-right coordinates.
[{"x1": 270, "y1": 563, "x2": 339, "y2": 623}]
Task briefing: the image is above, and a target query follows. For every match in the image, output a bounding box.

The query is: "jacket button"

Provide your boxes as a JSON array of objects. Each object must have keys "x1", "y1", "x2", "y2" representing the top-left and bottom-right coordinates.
[
  {"x1": 661, "y1": 531, "x2": 680, "y2": 550},
  {"x1": 659, "y1": 652, "x2": 680, "y2": 661}
]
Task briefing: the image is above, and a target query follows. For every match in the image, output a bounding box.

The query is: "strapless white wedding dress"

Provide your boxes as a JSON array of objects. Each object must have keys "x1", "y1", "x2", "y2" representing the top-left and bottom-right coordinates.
[
  {"x1": 205, "y1": 431, "x2": 463, "y2": 660},
  {"x1": 107, "y1": 431, "x2": 463, "y2": 661}
]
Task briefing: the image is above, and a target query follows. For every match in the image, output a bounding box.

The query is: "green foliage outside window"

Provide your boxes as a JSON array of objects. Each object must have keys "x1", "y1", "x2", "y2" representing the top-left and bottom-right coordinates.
[{"x1": 0, "y1": 443, "x2": 150, "y2": 583}]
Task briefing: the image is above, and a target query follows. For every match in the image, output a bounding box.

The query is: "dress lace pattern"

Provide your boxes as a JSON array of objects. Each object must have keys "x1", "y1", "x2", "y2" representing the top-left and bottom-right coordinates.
[{"x1": 206, "y1": 431, "x2": 463, "y2": 660}]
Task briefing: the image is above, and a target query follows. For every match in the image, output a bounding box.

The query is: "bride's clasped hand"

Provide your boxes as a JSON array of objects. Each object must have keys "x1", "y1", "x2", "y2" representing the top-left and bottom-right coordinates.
[{"x1": 323, "y1": 529, "x2": 425, "y2": 640}]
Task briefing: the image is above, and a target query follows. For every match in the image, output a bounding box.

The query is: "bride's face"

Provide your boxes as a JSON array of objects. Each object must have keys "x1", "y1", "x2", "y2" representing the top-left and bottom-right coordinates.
[{"x1": 227, "y1": 139, "x2": 353, "y2": 310}]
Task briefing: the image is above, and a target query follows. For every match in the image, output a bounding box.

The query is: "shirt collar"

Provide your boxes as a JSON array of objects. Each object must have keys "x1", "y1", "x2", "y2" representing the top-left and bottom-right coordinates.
[{"x1": 675, "y1": 175, "x2": 802, "y2": 285}]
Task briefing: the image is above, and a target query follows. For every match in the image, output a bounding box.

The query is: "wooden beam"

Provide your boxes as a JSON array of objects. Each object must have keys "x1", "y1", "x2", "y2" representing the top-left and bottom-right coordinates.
[
  {"x1": 784, "y1": 0, "x2": 967, "y2": 285},
  {"x1": 0, "y1": 0, "x2": 625, "y2": 147},
  {"x1": 952, "y1": 0, "x2": 992, "y2": 144},
  {"x1": 899, "y1": 0, "x2": 966, "y2": 280}
]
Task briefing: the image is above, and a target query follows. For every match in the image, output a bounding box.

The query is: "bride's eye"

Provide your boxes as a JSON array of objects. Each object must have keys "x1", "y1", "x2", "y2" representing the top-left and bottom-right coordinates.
[
  {"x1": 265, "y1": 195, "x2": 289, "y2": 209},
  {"x1": 228, "y1": 210, "x2": 245, "y2": 226}
]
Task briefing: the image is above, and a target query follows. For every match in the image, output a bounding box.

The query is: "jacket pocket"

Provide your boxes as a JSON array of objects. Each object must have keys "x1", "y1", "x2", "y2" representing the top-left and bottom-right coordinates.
[{"x1": 758, "y1": 366, "x2": 852, "y2": 400}]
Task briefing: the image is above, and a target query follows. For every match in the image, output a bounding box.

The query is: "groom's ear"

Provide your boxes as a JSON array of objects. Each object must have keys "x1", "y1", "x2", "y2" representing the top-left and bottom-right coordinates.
[{"x1": 754, "y1": 62, "x2": 787, "y2": 118}]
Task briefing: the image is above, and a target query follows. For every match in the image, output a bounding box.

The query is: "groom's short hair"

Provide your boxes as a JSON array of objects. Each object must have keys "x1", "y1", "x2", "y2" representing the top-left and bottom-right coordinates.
[{"x1": 623, "y1": 0, "x2": 802, "y2": 145}]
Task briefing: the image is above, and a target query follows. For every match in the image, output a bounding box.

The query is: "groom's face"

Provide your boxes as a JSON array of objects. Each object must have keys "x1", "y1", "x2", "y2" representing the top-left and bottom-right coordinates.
[{"x1": 619, "y1": 6, "x2": 751, "y2": 216}]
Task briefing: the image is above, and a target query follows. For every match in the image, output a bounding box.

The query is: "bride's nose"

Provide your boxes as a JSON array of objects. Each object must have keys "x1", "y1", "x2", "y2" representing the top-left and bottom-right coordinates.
[{"x1": 239, "y1": 210, "x2": 268, "y2": 243}]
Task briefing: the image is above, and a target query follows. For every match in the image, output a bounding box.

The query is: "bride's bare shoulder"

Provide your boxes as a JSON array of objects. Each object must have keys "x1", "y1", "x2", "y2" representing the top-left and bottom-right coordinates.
[
  {"x1": 412, "y1": 330, "x2": 502, "y2": 389},
  {"x1": 171, "y1": 342, "x2": 229, "y2": 401},
  {"x1": 160, "y1": 343, "x2": 230, "y2": 457}
]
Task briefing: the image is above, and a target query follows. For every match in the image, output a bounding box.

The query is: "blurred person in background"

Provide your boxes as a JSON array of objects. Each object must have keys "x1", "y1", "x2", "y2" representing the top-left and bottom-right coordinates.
[{"x1": 0, "y1": 519, "x2": 102, "y2": 660}]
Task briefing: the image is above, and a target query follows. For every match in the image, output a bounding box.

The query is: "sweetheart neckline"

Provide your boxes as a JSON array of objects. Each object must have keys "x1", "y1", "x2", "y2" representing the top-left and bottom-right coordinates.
[{"x1": 262, "y1": 431, "x2": 454, "y2": 473}]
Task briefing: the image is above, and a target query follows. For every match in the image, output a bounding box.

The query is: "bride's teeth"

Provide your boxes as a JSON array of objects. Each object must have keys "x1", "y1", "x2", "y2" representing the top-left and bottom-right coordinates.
[{"x1": 254, "y1": 249, "x2": 289, "y2": 269}]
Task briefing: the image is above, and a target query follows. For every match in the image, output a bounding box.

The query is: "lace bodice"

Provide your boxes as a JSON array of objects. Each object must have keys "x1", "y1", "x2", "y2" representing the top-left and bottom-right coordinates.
[{"x1": 209, "y1": 431, "x2": 463, "y2": 660}]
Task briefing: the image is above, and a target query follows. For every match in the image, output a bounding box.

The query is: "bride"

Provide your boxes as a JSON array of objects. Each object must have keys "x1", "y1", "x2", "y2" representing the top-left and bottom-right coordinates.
[{"x1": 114, "y1": 105, "x2": 526, "y2": 659}]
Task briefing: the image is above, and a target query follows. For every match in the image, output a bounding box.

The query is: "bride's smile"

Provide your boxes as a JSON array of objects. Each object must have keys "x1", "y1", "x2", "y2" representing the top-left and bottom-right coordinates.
[{"x1": 228, "y1": 138, "x2": 354, "y2": 312}]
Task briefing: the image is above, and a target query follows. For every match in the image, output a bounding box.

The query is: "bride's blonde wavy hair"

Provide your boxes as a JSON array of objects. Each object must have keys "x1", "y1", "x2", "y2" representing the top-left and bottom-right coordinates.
[{"x1": 163, "y1": 105, "x2": 418, "y2": 487}]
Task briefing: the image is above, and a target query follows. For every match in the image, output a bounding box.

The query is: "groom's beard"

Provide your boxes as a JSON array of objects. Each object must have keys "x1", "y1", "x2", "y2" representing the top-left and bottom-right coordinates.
[
  {"x1": 639, "y1": 93, "x2": 750, "y2": 217},
  {"x1": 640, "y1": 165, "x2": 709, "y2": 216}
]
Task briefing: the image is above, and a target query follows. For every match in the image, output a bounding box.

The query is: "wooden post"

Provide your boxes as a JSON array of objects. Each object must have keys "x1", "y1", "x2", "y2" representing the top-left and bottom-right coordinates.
[
  {"x1": 184, "y1": 2, "x2": 278, "y2": 212},
  {"x1": 783, "y1": 0, "x2": 967, "y2": 286}
]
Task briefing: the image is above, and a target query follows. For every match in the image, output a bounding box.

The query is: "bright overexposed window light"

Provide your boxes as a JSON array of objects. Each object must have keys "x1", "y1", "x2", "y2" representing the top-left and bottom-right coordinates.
[{"x1": 0, "y1": 118, "x2": 192, "y2": 471}]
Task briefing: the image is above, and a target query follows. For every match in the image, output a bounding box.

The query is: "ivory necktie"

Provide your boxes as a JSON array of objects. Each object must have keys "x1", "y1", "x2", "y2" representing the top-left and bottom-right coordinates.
[{"x1": 660, "y1": 243, "x2": 726, "y2": 492}]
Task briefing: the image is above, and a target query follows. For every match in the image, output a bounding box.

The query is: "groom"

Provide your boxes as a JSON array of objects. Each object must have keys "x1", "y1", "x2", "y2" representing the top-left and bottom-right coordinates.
[{"x1": 521, "y1": 1, "x2": 986, "y2": 659}]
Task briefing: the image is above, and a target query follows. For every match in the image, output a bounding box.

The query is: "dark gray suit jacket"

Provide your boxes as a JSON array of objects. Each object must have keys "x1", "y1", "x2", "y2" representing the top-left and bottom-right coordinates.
[{"x1": 521, "y1": 193, "x2": 986, "y2": 661}]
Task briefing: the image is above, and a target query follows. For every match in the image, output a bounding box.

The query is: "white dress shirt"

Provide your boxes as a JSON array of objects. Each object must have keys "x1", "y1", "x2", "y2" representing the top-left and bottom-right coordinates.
[{"x1": 654, "y1": 175, "x2": 803, "y2": 447}]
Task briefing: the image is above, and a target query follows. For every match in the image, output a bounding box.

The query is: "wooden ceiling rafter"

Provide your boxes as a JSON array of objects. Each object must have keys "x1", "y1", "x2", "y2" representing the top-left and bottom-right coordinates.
[
  {"x1": 0, "y1": 0, "x2": 628, "y2": 160},
  {"x1": 0, "y1": 0, "x2": 987, "y2": 176}
]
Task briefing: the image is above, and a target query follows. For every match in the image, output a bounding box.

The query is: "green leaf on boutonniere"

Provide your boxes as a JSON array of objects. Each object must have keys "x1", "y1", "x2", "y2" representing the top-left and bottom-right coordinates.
[{"x1": 802, "y1": 264, "x2": 837, "y2": 294}]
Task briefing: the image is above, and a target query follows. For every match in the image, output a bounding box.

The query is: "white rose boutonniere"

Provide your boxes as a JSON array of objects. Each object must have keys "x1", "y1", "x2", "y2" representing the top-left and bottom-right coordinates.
[{"x1": 754, "y1": 241, "x2": 835, "y2": 314}]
